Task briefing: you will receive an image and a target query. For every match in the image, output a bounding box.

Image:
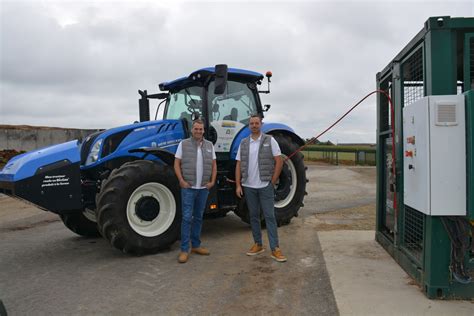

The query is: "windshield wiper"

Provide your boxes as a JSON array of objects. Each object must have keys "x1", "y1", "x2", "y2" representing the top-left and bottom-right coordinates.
[{"x1": 184, "y1": 88, "x2": 200, "y2": 112}]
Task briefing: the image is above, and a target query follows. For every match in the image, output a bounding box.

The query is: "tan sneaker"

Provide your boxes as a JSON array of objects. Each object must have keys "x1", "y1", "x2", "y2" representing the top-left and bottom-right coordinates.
[
  {"x1": 178, "y1": 252, "x2": 189, "y2": 263},
  {"x1": 191, "y1": 247, "x2": 210, "y2": 255},
  {"x1": 246, "y1": 243, "x2": 265, "y2": 256},
  {"x1": 271, "y1": 247, "x2": 287, "y2": 262}
]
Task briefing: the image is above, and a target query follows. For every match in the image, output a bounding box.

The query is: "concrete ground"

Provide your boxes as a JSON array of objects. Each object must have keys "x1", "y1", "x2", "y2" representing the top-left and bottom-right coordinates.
[
  {"x1": 319, "y1": 231, "x2": 474, "y2": 315},
  {"x1": 1, "y1": 163, "x2": 473, "y2": 315}
]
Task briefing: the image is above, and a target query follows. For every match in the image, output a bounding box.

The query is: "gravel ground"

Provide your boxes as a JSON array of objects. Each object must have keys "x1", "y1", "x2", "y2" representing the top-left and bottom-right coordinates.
[{"x1": 0, "y1": 163, "x2": 375, "y2": 315}]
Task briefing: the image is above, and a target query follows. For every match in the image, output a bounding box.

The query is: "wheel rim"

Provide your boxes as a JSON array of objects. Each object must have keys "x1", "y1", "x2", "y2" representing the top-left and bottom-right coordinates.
[
  {"x1": 83, "y1": 208, "x2": 97, "y2": 222},
  {"x1": 126, "y1": 182, "x2": 176, "y2": 237},
  {"x1": 274, "y1": 154, "x2": 298, "y2": 208}
]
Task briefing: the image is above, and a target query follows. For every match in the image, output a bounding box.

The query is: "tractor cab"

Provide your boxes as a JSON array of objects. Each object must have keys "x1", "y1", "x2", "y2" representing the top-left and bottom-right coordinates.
[{"x1": 159, "y1": 66, "x2": 269, "y2": 153}]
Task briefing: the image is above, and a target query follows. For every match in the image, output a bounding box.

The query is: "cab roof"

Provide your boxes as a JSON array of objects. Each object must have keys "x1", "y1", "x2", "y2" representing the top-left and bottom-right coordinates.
[{"x1": 159, "y1": 67, "x2": 264, "y2": 91}]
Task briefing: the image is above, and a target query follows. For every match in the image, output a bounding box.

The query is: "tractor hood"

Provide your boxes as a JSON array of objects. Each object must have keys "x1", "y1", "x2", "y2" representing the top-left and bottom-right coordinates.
[
  {"x1": 0, "y1": 118, "x2": 185, "y2": 213},
  {"x1": 80, "y1": 119, "x2": 185, "y2": 168}
]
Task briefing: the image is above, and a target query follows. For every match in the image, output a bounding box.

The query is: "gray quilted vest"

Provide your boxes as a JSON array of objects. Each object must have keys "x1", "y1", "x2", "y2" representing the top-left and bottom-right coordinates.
[
  {"x1": 180, "y1": 137, "x2": 214, "y2": 186},
  {"x1": 240, "y1": 134, "x2": 275, "y2": 182}
]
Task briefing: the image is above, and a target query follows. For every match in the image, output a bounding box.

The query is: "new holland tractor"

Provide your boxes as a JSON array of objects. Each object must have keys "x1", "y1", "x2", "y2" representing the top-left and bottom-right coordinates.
[{"x1": 0, "y1": 65, "x2": 307, "y2": 254}]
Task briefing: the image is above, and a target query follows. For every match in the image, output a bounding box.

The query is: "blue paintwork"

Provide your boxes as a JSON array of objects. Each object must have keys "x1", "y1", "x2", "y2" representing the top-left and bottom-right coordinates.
[
  {"x1": 0, "y1": 140, "x2": 81, "y2": 182},
  {"x1": 0, "y1": 119, "x2": 186, "y2": 182},
  {"x1": 229, "y1": 122, "x2": 298, "y2": 159},
  {"x1": 81, "y1": 119, "x2": 186, "y2": 169},
  {"x1": 160, "y1": 67, "x2": 264, "y2": 91},
  {"x1": 0, "y1": 67, "x2": 298, "y2": 190}
]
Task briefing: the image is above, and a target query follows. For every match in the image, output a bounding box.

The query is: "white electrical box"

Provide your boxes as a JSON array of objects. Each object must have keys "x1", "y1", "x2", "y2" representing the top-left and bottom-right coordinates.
[{"x1": 403, "y1": 95, "x2": 466, "y2": 216}]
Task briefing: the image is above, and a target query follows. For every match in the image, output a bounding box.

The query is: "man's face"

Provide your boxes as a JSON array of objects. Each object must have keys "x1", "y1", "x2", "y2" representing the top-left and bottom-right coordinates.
[
  {"x1": 191, "y1": 122, "x2": 204, "y2": 140},
  {"x1": 249, "y1": 117, "x2": 262, "y2": 134}
]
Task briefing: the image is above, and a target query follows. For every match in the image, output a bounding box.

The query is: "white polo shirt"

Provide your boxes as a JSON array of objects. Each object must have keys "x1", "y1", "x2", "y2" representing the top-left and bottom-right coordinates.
[
  {"x1": 175, "y1": 140, "x2": 216, "y2": 189},
  {"x1": 236, "y1": 134, "x2": 281, "y2": 189}
]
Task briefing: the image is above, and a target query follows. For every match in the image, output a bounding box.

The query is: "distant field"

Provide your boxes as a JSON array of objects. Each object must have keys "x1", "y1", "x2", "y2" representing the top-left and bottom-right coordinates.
[
  {"x1": 301, "y1": 145, "x2": 376, "y2": 165},
  {"x1": 303, "y1": 145, "x2": 376, "y2": 152}
]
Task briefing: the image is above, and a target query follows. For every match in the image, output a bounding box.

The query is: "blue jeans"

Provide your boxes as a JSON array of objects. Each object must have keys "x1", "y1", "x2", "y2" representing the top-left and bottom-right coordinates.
[
  {"x1": 243, "y1": 183, "x2": 279, "y2": 251},
  {"x1": 180, "y1": 188, "x2": 209, "y2": 252}
]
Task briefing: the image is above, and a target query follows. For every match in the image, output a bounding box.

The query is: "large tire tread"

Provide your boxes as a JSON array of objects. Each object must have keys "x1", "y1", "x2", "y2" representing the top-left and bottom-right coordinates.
[
  {"x1": 60, "y1": 212, "x2": 101, "y2": 237},
  {"x1": 96, "y1": 160, "x2": 180, "y2": 255}
]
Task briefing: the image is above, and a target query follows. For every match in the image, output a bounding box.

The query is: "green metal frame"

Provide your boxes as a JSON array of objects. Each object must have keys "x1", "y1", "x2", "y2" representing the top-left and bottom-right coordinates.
[{"x1": 376, "y1": 16, "x2": 474, "y2": 299}]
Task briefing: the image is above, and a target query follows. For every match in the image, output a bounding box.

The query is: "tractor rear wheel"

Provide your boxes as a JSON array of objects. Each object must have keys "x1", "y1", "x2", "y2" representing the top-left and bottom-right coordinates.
[
  {"x1": 96, "y1": 160, "x2": 180, "y2": 255},
  {"x1": 59, "y1": 210, "x2": 100, "y2": 237},
  {"x1": 235, "y1": 133, "x2": 307, "y2": 226}
]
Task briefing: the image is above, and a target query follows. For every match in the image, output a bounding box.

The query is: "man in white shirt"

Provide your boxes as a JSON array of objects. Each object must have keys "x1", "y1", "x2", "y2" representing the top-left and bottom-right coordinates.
[
  {"x1": 174, "y1": 119, "x2": 217, "y2": 263},
  {"x1": 235, "y1": 114, "x2": 287, "y2": 262}
]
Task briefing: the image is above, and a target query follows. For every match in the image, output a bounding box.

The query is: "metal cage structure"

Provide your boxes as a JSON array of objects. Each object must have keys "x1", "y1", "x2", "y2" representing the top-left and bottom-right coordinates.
[{"x1": 376, "y1": 16, "x2": 474, "y2": 299}]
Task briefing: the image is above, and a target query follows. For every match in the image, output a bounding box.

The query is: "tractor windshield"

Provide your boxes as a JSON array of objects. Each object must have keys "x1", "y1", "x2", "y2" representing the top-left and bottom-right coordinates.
[
  {"x1": 164, "y1": 86, "x2": 204, "y2": 122},
  {"x1": 208, "y1": 80, "x2": 258, "y2": 125}
]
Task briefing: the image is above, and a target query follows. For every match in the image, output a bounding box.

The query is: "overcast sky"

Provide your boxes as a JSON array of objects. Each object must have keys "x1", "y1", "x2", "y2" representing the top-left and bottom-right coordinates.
[{"x1": 1, "y1": 0, "x2": 472, "y2": 143}]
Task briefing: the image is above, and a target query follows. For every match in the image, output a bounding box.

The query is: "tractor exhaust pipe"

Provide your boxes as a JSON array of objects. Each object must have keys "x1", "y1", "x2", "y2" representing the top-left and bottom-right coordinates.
[{"x1": 138, "y1": 90, "x2": 150, "y2": 122}]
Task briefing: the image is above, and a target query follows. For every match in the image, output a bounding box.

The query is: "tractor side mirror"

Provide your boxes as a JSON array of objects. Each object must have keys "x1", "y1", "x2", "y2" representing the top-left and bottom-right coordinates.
[{"x1": 214, "y1": 64, "x2": 228, "y2": 95}]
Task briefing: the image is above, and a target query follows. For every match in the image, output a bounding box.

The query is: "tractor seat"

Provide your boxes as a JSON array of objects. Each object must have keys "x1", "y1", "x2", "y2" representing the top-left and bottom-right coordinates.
[
  {"x1": 180, "y1": 111, "x2": 192, "y2": 122},
  {"x1": 223, "y1": 108, "x2": 238, "y2": 121}
]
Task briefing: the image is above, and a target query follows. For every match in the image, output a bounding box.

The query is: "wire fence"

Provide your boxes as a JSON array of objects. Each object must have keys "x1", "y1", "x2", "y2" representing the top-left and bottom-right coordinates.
[{"x1": 302, "y1": 146, "x2": 376, "y2": 166}]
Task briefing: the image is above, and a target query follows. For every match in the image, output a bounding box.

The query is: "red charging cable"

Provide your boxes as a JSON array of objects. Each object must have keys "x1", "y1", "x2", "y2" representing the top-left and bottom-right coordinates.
[
  {"x1": 284, "y1": 89, "x2": 396, "y2": 210},
  {"x1": 229, "y1": 90, "x2": 397, "y2": 215}
]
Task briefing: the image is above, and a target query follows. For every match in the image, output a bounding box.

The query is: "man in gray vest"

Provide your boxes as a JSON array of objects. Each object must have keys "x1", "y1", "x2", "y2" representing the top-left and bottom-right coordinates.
[
  {"x1": 235, "y1": 114, "x2": 286, "y2": 262},
  {"x1": 174, "y1": 119, "x2": 217, "y2": 263}
]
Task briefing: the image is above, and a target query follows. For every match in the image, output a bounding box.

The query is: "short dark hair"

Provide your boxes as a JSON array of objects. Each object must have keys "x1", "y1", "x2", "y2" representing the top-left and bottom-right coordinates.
[
  {"x1": 192, "y1": 119, "x2": 204, "y2": 127},
  {"x1": 249, "y1": 113, "x2": 262, "y2": 121}
]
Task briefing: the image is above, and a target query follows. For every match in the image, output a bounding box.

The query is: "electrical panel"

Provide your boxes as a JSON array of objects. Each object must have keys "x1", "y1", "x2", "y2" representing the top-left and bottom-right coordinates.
[{"x1": 403, "y1": 95, "x2": 466, "y2": 216}]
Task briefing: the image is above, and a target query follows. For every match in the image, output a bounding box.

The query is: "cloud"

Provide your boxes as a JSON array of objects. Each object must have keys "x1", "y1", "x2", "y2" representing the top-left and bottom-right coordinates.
[{"x1": 1, "y1": 0, "x2": 473, "y2": 143}]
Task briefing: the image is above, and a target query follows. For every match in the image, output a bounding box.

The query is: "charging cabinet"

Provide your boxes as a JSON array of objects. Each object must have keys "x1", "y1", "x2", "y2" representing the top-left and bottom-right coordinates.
[
  {"x1": 376, "y1": 16, "x2": 474, "y2": 299},
  {"x1": 403, "y1": 95, "x2": 466, "y2": 216}
]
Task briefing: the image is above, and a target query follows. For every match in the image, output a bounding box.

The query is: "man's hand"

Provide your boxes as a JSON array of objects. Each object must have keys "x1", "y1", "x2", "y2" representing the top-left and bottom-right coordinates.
[
  {"x1": 236, "y1": 185, "x2": 243, "y2": 198},
  {"x1": 179, "y1": 179, "x2": 191, "y2": 188},
  {"x1": 205, "y1": 181, "x2": 215, "y2": 190},
  {"x1": 271, "y1": 155, "x2": 283, "y2": 186}
]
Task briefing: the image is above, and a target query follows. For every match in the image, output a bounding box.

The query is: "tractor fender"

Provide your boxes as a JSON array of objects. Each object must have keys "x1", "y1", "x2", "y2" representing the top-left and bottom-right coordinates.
[
  {"x1": 229, "y1": 123, "x2": 304, "y2": 159},
  {"x1": 128, "y1": 147, "x2": 175, "y2": 166}
]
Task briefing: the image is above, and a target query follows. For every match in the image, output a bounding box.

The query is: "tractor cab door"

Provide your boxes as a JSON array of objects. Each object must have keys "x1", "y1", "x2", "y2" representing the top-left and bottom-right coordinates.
[
  {"x1": 163, "y1": 86, "x2": 204, "y2": 136},
  {"x1": 207, "y1": 80, "x2": 260, "y2": 153}
]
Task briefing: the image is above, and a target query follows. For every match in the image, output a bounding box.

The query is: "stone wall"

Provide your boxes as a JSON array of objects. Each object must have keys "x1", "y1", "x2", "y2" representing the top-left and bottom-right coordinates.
[{"x1": 0, "y1": 125, "x2": 102, "y2": 151}]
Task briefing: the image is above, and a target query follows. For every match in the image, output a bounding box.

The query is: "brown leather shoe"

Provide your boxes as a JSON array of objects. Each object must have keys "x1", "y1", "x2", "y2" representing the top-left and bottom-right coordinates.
[
  {"x1": 191, "y1": 247, "x2": 210, "y2": 255},
  {"x1": 271, "y1": 247, "x2": 287, "y2": 262},
  {"x1": 178, "y1": 252, "x2": 189, "y2": 263},
  {"x1": 246, "y1": 243, "x2": 265, "y2": 256}
]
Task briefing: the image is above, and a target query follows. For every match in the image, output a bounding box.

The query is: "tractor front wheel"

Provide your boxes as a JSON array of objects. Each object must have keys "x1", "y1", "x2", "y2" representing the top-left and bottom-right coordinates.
[
  {"x1": 96, "y1": 160, "x2": 180, "y2": 255},
  {"x1": 59, "y1": 209, "x2": 100, "y2": 237}
]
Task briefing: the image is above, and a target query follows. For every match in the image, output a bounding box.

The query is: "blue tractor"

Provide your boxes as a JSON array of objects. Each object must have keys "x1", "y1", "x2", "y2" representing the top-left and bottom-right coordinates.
[{"x1": 0, "y1": 65, "x2": 307, "y2": 254}]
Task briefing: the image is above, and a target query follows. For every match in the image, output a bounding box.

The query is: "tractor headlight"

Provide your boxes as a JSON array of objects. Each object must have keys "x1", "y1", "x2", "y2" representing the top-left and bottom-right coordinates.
[{"x1": 85, "y1": 138, "x2": 103, "y2": 166}]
